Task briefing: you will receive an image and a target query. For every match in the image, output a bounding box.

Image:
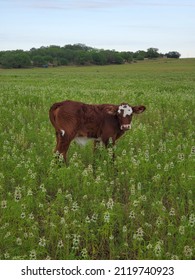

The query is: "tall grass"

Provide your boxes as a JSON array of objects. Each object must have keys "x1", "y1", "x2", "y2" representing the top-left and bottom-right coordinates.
[{"x1": 0, "y1": 59, "x2": 194, "y2": 259}]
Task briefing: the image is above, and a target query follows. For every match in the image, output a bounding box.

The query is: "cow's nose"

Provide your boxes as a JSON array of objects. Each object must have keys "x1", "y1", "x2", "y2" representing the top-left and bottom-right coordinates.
[{"x1": 121, "y1": 124, "x2": 131, "y2": 130}]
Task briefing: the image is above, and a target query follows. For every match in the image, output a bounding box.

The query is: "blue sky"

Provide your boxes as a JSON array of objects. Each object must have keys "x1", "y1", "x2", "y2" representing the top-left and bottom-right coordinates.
[{"x1": 1, "y1": 0, "x2": 195, "y2": 57}]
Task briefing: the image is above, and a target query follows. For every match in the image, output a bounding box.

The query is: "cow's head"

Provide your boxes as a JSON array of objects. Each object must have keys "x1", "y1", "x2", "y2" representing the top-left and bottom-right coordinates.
[{"x1": 106, "y1": 103, "x2": 146, "y2": 131}]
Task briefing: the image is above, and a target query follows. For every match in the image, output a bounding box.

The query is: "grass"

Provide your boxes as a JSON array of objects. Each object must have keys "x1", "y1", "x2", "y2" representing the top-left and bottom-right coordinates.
[{"x1": 0, "y1": 59, "x2": 194, "y2": 260}]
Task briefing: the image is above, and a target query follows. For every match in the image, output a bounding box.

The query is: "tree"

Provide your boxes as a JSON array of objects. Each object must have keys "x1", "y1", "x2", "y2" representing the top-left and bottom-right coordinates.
[
  {"x1": 166, "y1": 51, "x2": 181, "y2": 59},
  {"x1": 146, "y1": 48, "x2": 160, "y2": 59},
  {"x1": 32, "y1": 55, "x2": 47, "y2": 67},
  {"x1": 91, "y1": 51, "x2": 106, "y2": 65},
  {"x1": 1, "y1": 51, "x2": 31, "y2": 68},
  {"x1": 133, "y1": 50, "x2": 146, "y2": 60}
]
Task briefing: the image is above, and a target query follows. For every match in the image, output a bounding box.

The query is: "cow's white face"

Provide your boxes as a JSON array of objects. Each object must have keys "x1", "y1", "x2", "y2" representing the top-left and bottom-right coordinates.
[
  {"x1": 118, "y1": 104, "x2": 133, "y2": 117},
  {"x1": 117, "y1": 103, "x2": 133, "y2": 130},
  {"x1": 117, "y1": 103, "x2": 146, "y2": 131}
]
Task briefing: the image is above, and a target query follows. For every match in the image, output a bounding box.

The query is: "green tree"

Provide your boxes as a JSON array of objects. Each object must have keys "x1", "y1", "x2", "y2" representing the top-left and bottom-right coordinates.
[
  {"x1": 166, "y1": 51, "x2": 181, "y2": 58},
  {"x1": 1, "y1": 51, "x2": 31, "y2": 68},
  {"x1": 32, "y1": 55, "x2": 47, "y2": 67},
  {"x1": 133, "y1": 50, "x2": 146, "y2": 60},
  {"x1": 146, "y1": 48, "x2": 160, "y2": 59}
]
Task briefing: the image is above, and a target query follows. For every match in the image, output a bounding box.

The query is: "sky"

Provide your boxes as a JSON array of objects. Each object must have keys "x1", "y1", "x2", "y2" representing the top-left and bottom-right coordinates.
[{"x1": 0, "y1": 0, "x2": 195, "y2": 57}]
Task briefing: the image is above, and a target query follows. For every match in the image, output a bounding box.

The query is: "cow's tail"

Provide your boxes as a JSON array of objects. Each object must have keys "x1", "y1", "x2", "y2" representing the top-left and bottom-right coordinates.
[{"x1": 49, "y1": 102, "x2": 63, "y2": 129}]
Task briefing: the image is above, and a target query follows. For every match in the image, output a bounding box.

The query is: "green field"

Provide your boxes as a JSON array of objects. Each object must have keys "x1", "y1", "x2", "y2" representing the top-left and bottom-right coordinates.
[{"x1": 0, "y1": 59, "x2": 194, "y2": 260}]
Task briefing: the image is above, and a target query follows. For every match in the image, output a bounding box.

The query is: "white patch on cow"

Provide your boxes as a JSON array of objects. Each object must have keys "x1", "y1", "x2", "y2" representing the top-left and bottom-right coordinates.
[
  {"x1": 60, "y1": 129, "x2": 65, "y2": 136},
  {"x1": 121, "y1": 123, "x2": 132, "y2": 130},
  {"x1": 74, "y1": 137, "x2": 89, "y2": 146},
  {"x1": 118, "y1": 105, "x2": 133, "y2": 117},
  {"x1": 74, "y1": 137, "x2": 101, "y2": 146}
]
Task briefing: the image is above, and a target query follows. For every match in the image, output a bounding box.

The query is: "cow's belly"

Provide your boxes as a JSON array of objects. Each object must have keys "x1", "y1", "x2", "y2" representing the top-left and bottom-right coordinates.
[{"x1": 74, "y1": 136, "x2": 101, "y2": 146}]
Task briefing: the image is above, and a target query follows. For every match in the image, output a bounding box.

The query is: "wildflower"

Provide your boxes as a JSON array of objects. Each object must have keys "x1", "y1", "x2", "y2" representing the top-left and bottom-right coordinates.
[
  {"x1": 91, "y1": 213, "x2": 98, "y2": 223},
  {"x1": 60, "y1": 217, "x2": 65, "y2": 224},
  {"x1": 39, "y1": 237, "x2": 46, "y2": 247},
  {"x1": 146, "y1": 243, "x2": 153, "y2": 250},
  {"x1": 4, "y1": 232, "x2": 11, "y2": 238},
  {"x1": 14, "y1": 187, "x2": 22, "y2": 202},
  {"x1": 178, "y1": 153, "x2": 185, "y2": 162},
  {"x1": 81, "y1": 248, "x2": 88, "y2": 259},
  {"x1": 87, "y1": 164, "x2": 93, "y2": 173},
  {"x1": 188, "y1": 199, "x2": 193, "y2": 206},
  {"x1": 183, "y1": 246, "x2": 193, "y2": 258},
  {"x1": 157, "y1": 164, "x2": 161, "y2": 169},
  {"x1": 109, "y1": 235, "x2": 114, "y2": 240},
  {"x1": 4, "y1": 252, "x2": 10, "y2": 259},
  {"x1": 29, "y1": 250, "x2": 36, "y2": 260},
  {"x1": 21, "y1": 212, "x2": 26, "y2": 219},
  {"x1": 133, "y1": 200, "x2": 139, "y2": 207},
  {"x1": 171, "y1": 255, "x2": 179, "y2": 260},
  {"x1": 122, "y1": 225, "x2": 127, "y2": 233},
  {"x1": 140, "y1": 195, "x2": 147, "y2": 201},
  {"x1": 137, "y1": 182, "x2": 142, "y2": 190},
  {"x1": 95, "y1": 175, "x2": 101, "y2": 184},
  {"x1": 82, "y1": 169, "x2": 88, "y2": 177},
  {"x1": 64, "y1": 206, "x2": 69, "y2": 214},
  {"x1": 154, "y1": 242, "x2": 162, "y2": 257},
  {"x1": 164, "y1": 164, "x2": 169, "y2": 171},
  {"x1": 57, "y1": 240, "x2": 64, "y2": 248},
  {"x1": 189, "y1": 214, "x2": 195, "y2": 227},
  {"x1": 27, "y1": 188, "x2": 33, "y2": 196},
  {"x1": 108, "y1": 147, "x2": 114, "y2": 158},
  {"x1": 72, "y1": 201, "x2": 79, "y2": 212},
  {"x1": 169, "y1": 208, "x2": 175, "y2": 216},
  {"x1": 31, "y1": 173, "x2": 36, "y2": 179},
  {"x1": 107, "y1": 198, "x2": 114, "y2": 210},
  {"x1": 133, "y1": 227, "x2": 144, "y2": 241},
  {"x1": 72, "y1": 234, "x2": 80, "y2": 250},
  {"x1": 29, "y1": 213, "x2": 34, "y2": 220},
  {"x1": 101, "y1": 199, "x2": 106, "y2": 207},
  {"x1": 29, "y1": 232, "x2": 34, "y2": 238},
  {"x1": 131, "y1": 185, "x2": 135, "y2": 195},
  {"x1": 16, "y1": 238, "x2": 22, "y2": 245},
  {"x1": 129, "y1": 211, "x2": 135, "y2": 219},
  {"x1": 179, "y1": 226, "x2": 185, "y2": 235},
  {"x1": 181, "y1": 215, "x2": 187, "y2": 222},
  {"x1": 104, "y1": 212, "x2": 110, "y2": 223},
  {"x1": 1, "y1": 200, "x2": 7, "y2": 209},
  {"x1": 156, "y1": 216, "x2": 163, "y2": 228},
  {"x1": 85, "y1": 216, "x2": 91, "y2": 223},
  {"x1": 40, "y1": 184, "x2": 46, "y2": 193}
]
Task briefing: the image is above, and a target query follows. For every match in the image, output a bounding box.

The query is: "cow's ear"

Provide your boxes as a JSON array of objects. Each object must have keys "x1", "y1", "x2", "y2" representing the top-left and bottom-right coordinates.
[
  {"x1": 104, "y1": 105, "x2": 118, "y2": 115},
  {"x1": 132, "y1": 105, "x2": 146, "y2": 114}
]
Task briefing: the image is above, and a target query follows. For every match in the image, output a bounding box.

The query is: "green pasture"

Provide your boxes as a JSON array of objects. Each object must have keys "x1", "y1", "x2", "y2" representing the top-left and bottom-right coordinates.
[{"x1": 0, "y1": 59, "x2": 194, "y2": 259}]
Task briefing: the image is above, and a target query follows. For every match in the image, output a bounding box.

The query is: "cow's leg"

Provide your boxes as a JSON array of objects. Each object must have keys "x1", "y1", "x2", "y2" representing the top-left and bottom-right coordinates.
[
  {"x1": 102, "y1": 135, "x2": 117, "y2": 162},
  {"x1": 54, "y1": 130, "x2": 60, "y2": 153},
  {"x1": 56, "y1": 134, "x2": 72, "y2": 163}
]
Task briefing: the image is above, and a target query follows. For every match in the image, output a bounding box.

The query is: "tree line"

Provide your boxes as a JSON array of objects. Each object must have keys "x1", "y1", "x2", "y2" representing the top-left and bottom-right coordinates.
[{"x1": 0, "y1": 44, "x2": 181, "y2": 68}]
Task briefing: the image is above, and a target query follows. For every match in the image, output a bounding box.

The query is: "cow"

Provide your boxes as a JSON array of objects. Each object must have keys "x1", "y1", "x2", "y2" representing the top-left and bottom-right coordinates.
[{"x1": 49, "y1": 100, "x2": 146, "y2": 162}]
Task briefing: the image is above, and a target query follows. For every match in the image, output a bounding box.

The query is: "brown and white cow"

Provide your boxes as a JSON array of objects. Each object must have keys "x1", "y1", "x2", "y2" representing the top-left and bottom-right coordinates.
[{"x1": 49, "y1": 100, "x2": 146, "y2": 162}]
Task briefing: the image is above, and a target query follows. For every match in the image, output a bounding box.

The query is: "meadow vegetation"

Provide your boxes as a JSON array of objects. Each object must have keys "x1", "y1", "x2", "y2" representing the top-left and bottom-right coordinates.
[{"x1": 0, "y1": 59, "x2": 194, "y2": 260}]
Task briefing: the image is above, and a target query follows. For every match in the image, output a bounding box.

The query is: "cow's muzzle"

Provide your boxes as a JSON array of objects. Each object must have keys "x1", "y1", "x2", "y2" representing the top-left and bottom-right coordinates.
[{"x1": 120, "y1": 124, "x2": 131, "y2": 130}]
